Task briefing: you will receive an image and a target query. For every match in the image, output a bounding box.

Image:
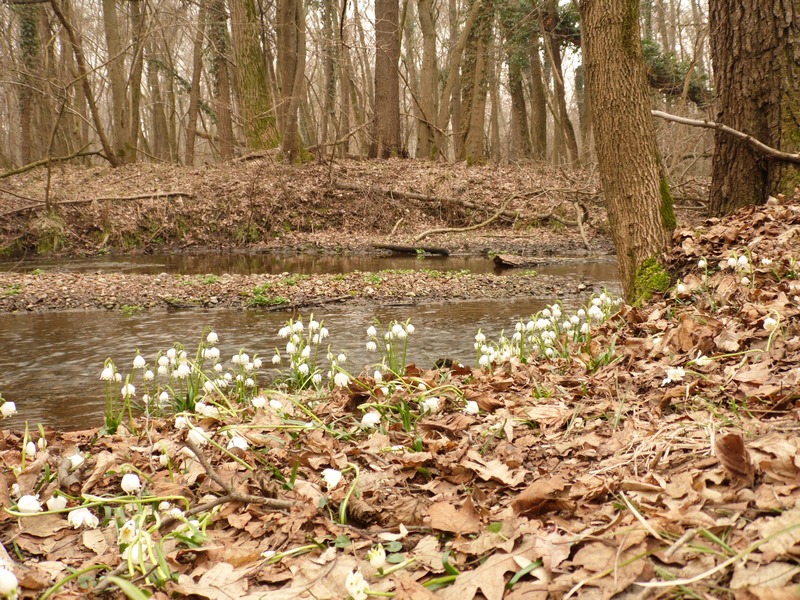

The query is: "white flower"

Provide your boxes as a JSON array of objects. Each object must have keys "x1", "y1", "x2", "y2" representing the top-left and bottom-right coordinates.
[
  {"x1": 252, "y1": 395, "x2": 266, "y2": 409},
  {"x1": 272, "y1": 353, "x2": 281, "y2": 365},
  {"x1": 159, "y1": 454, "x2": 169, "y2": 467},
  {"x1": 203, "y1": 381, "x2": 215, "y2": 393},
  {"x1": 588, "y1": 305, "x2": 604, "y2": 321},
  {"x1": 676, "y1": 282, "x2": 687, "y2": 295},
  {"x1": 319, "y1": 327, "x2": 329, "y2": 339},
  {"x1": 420, "y1": 397, "x2": 440, "y2": 414},
  {"x1": 391, "y1": 323, "x2": 404, "y2": 337},
  {"x1": 367, "y1": 544, "x2": 386, "y2": 568},
  {"x1": 570, "y1": 315, "x2": 580, "y2": 325},
  {"x1": 207, "y1": 332, "x2": 219, "y2": 344},
  {"x1": 168, "y1": 507, "x2": 184, "y2": 519},
  {"x1": 478, "y1": 354, "x2": 491, "y2": 368},
  {"x1": 114, "y1": 373, "x2": 122, "y2": 382},
  {"x1": 100, "y1": 366, "x2": 114, "y2": 381},
  {"x1": 0, "y1": 402, "x2": 16, "y2": 418},
  {"x1": 10, "y1": 484, "x2": 19, "y2": 498},
  {"x1": 475, "y1": 331, "x2": 486, "y2": 343},
  {"x1": 231, "y1": 354, "x2": 240, "y2": 365},
  {"x1": 133, "y1": 355, "x2": 146, "y2": 369},
  {"x1": 309, "y1": 320, "x2": 320, "y2": 331},
  {"x1": 227, "y1": 435, "x2": 249, "y2": 451},
  {"x1": 373, "y1": 370, "x2": 383, "y2": 382},
  {"x1": 68, "y1": 453, "x2": 84, "y2": 469},
  {"x1": 240, "y1": 353, "x2": 250, "y2": 365},
  {"x1": 298, "y1": 363, "x2": 309, "y2": 375},
  {"x1": 737, "y1": 255, "x2": 750, "y2": 270},
  {"x1": 762, "y1": 258, "x2": 773, "y2": 266},
  {"x1": 121, "y1": 473, "x2": 142, "y2": 494},
  {"x1": 662, "y1": 367, "x2": 686, "y2": 386},
  {"x1": 360, "y1": 412, "x2": 381, "y2": 428},
  {"x1": 580, "y1": 323, "x2": 590, "y2": 335},
  {"x1": 345, "y1": 569, "x2": 369, "y2": 600},
  {"x1": 157, "y1": 365, "x2": 168, "y2": 376},
  {"x1": 175, "y1": 364, "x2": 191, "y2": 379},
  {"x1": 224, "y1": 372, "x2": 233, "y2": 382},
  {"x1": 322, "y1": 468, "x2": 343, "y2": 490},
  {"x1": 406, "y1": 323, "x2": 415, "y2": 334},
  {"x1": 312, "y1": 373, "x2": 322, "y2": 386},
  {"x1": 120, "y1": 383, "x2": 135, "y2": 398},
  {"x1": 158, "y1": 391, "x2": 170, "y2": 405},
  {"x1": 464, "y1": 401, "x2": 479, "y2": 415},
  {"x1": 46, "y1": 495, "x2": 68, "y2": 511},
  {"x1": 727, "y1": 256, "x2": 737, "y2": 269},
  {"x1": 174, "y1": 416, "x2": 188, "y2": 430},
  {"x1": 337, "y1": 353, "x2": 347, "y2": 363},
  {"x1": 367, "y1": 325, "x2": 377, "y2": 337},
  {"x1": 158, "y1": 356, "x2": 169, "y2": 367},
  {"x1": 143, "y1": 369, "x2": 155, "y2": 382},
  {"x1": 698, "y1": 258, "x2": 707, "y2": 269},
  {"x1": 694, "y1": 354, "x2": 712, "y2": 367},
  {"x1": 741, "y1": 275, "x2": 751, "y2": 286},
  {"x1": 203, "y1": 347, "x2": 220, "y2": 360},
  {"x1": 279, "y1": 326, "x2": 291, "y2": 338},
  {"x1": 187, "y1": 427, "x2": 209, "y2": 447},
  {"x1": 292, "y1": 321, "x2": 304, "y2": 333},
  {"x1": 17, "y1": 494, "x2": 42, "y2": 513},
  {"x1": 764, "y1": 316, "x2": 779, "y2": 331},
  {"x1": 334, "y1": 372, "x2": 350, "y2": 388},
  {"x1": 245, "y1": 378, "x2": 255, "y2": 388},
  {"x1": 0, "y1": 568, "x2": 18, "y2": 600},
  {"x1": 118, "y1": 519, "x2": 138, "y2": 545},
  {"x1": 68, "y1": 507, "x2": 99, "y2": 529},
  {"x1": 286, "y1": 342, "x2": 296, "y2": 354},
  {"x1": 253, "y1": 358, "x2": 263, "y2": 369},
  {"x1": 366, "y1": 341, "x2": 377, "y2": 352}
]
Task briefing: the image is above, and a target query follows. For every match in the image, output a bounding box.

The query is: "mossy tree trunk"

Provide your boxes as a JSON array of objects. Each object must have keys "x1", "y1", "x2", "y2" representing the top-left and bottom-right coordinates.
[
  {"x1": 580, "y1": 0, "x2": 675, "y2": 302},
  {"x1": 209, "y1": 0, "x2": 235, "y2": 161},
  {"x1": 708, "y1": 0, "x2": 800, "y2": 215},
  {"x1": 370, "y1": 0, "x2": 403, "y2": 158},
  {"x1": 277, "y1": 0, "x2": 308, "y2": 161}
]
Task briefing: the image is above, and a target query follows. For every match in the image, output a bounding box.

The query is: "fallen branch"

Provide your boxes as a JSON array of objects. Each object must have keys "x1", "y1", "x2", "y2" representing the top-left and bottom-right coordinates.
[
  {"x1": 652, "y1": 110, "x2": 800, "y2": 164},
  {"x1": 0, "y1": 148, "x2": 101, "y2": 179},
  {"x1": 574, "y1": 202, "x2": 591, "y2": 251},
  {"x1": 0, "y1": 191, "x2": 194, "y2": 218},
  {"x1": 373, "y1": 243, "x2": 450, "y2": 256},
  {"x1": 412, "y1": 199, "x2": 512, "y2": 244}
]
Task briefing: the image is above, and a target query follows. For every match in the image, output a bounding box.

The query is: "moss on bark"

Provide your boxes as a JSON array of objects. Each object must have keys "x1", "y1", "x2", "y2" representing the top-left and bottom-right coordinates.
[{"x1": 633, "y1": 257, "x2": 671, "y2": 305}]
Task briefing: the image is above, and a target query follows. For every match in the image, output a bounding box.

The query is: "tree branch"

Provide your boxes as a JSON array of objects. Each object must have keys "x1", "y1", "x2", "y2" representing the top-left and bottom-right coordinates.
[
  {"x1": 651, "y1": 110, "x2": 800, "y2": 164},
  {"x1": 0, "y1": 149, "x2": 102, "y2": 179}
]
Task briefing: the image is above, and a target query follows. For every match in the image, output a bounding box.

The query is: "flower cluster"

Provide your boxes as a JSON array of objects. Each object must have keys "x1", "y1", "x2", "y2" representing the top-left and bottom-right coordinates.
[
  {"x1": 364, "y1": 319, "x2": 415, "y2": 374},
  {"x1": 272, "y1": 316, "x2": 342, "y2": 391}
]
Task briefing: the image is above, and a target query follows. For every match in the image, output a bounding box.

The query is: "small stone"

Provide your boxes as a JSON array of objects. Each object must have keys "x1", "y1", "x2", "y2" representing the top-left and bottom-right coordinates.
[
  {"x1": 209, "y1": 296, "x2": 219, "y2": 304},
  {"x1": 577, "y1": 283, "x2": 587, "y2": 291}
]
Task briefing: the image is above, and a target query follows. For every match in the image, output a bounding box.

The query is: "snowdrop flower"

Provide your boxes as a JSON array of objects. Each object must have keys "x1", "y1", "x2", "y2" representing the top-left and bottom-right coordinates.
[
  {"x1": 367, "y1": 544, "x2": 386, "y2": 568},
  {"x1": 253, "y1": 358, "x2": 262, "y2": 369},
  {"x1": 17, "y1": 495, "x2": 42, "y2": 513},
  {"x1": 68, "y1": 507, "x2": 98, "y2": 529},
  {"x1": 345, "y1": 569, "x2": 369, "y2": 600},
  {"x1": 764, "y1": 316, "x2": 779, "y2": 331},
  {"x1": 0, "y1": 567, "x2": 18, "y2": 600},
  {"x1": 121, "y1": 473, "x2": 142, "y2": 494},
  {"x1": 143, "y1": 369, "x2": 154, "y2": 382},
  {"x1": 159, "y1": 391, "x2": 170, "y2": 405},
  {"x1": 475, "y1": 331, "x2": 486, "y2": 343},
  {"x1": 373, "y1": 370, "x2": 383, "y2": 382},
  {"x1": 334, "y1": 372, "x2": 350, "y2": 388},
  {"x1": 464, "y1": 401, "x2": 479, "y2": 415},
  {"x1": 676, "y1": 282, "x2": 687, "y2": 295},
  {"x1": 0, "y1": 402, "x2": 16, "y2": 419},
  {"x1": 46, "y1": 495, "x2": 67, "y2": 511},
  {"x1": 367, "y1": 325, "x2": 377, "y2": 337},
  {"x1": 207, "y1": 332, "x2": 219, "y2": 344},
  {"x1": 252, "y1": 395, "x2": 266, "y2": 409},
  {"x1": 741, "y1": 276, "x2": 751, "y2": 286},
  {"x1": 312, "y1": 373, "x2": 322, "y2": 386},
  {"x1": 662, "y1": 367, "x2": 686, "y2": 386},
  {"x1": 698, "y1": 258, "x2": 707, "y2": 269},
  {"x1": 187, "y1": 427, "x2": 209, "y2": 447},
  {"x1": 174, "y1": 416, "x2": 188, "y2": 429},
  {"x1": 279, "y1": 326, "x2": 291, "y2": 338},
  {"x1": 322, "y1": 468, "x2": 343, "y2": 490},
  {"x1": 406, "y1": 323, "x2": 415, "y2": 334},
  {"x1": 133, "y1": 355, "x2": 146, "y2": 369},
  {"x1": 286, "y1": 342, "x2": 296, "y2": 354},
  {"x1": 227, "y1": 435, "x2": 249, "y2": 451},
  {"x1": 118, "y1": 519, "x2": 137, "y2": 545},
  {"x1": 420, "y1": 397, "x2": 441, "y2": 414},
  {"x1": 269, "y1": 398, "x2": 283, "y2": 410},
  {"x1": 69, "y1": 453, "x2": 84, "y2": 469},
  {"x1": 272, "y1": 353, "x2": 281, "y2": 365},
  {"x1": 175, "y1": 364, "x2": 191, "y2": 379},
  {"x1": 366, "y1": 341, "x2": 378, "y2": 352},
  {"x1": 100, "y1": 366, "x2": 114, "y2": 381},
  {"x1": 23, "y1": 441, "x2": 36, "y2": 459},
  {"x1": 360, "y1": 412, "x2": 381, "y2": 428}
]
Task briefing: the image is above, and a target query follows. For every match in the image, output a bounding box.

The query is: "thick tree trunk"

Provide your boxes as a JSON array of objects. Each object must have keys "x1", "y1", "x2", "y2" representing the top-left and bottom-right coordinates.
[
  {"x1": 16, "y1": 5, "x2": 40, "y2": 164},
  {"x1": 102, "y1": 0, "x2": 134, "y2": 163},
  {"x1": 581, "y1": 0, "x2": 674, "y2": 301},
  {"x1": 459, "y1": 0, "x2": 494, "y2": 162},
  {"x1": 708, "y1": 0, "x2": 800, "y2": 215},
  {"x1": 209, "y1": 0, "x2": 235, "y2": 160},
  {"x1": 416, "y1": 0, "x2": 438, "y2": 158},
  {"x1": 128, "y1": 0, "x2": 144, "y2": 158},
  {"x1": 508, "y1": 57, "x2": 531, "y2": 160},
  {"x1": 528, "y1": 37, "x2": 547, "y2": 159},
  {"x1": 371, "y1": 0, "x2": 402, "y2": 157},
  {"x1": 185, "y1": 0, "x2": 207, "y2": 166},
  {"x1": 277, "y1": 0, "x2": 307, "y2": 160}
]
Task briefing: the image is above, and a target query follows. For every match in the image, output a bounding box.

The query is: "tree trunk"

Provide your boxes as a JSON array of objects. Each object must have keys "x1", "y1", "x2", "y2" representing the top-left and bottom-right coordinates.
[
  {"x1": 185, "y1": 0, "x2": 206, "y2": 166},
  {"x1": 102, "y1": 0, "x2": 134, "y2": 163},
  {"x1": 708, "y1": 0, "x2": 800, "y2": 215},
  {"x1": 230, "y1": 0, "x2": 280, "y2": 150},
  {"x1": 371, "y1": 0, "x2": 402, "y2": 157},
  {"x1": 580, "y1": 0, "x2": 675, "y2": 301},
  {"x1": 277, "y1": 0, "x2": 307, "y2": 160},
  {"x1": 528, "y1": 37, "x2": 547, "y2": 159},
  {"x1": 16, "y1": 5, "x2": 40, "y2": 165},
  {"x1": 459, "y1": 0, "x2": 494, "y2": 162},
  {"x1": 416, "y1": 0, "x2": 438, "y2": 158},
  {"x1": 319, "y1": 0, "x2": 338, "y2": 153},
  {"x1": 209, "y1": 0, "x2": 235, "y2": 160},
  {"x1": 129, "y1": 0, "x2": 144, "y2": 159}
]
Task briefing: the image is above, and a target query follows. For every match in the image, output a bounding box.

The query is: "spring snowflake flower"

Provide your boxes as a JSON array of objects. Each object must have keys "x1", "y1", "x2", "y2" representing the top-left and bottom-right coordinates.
[
  {"x1": 373, "y1": 370, "x2": 383, "y2": 382},
  {"x1": 420, "y1": 397, "x2": 441, "y2": 414},
  {"x1": 245, "y1": 378, "x2": 255, "y2": 388},
  {"x1": 0, "y1": 402, "x2": 16, "y2": 418},
  {"x1": 464, "y1": 401, "x2": 479, "y2": 415},
  {"x1": 367, "y1": 544, "x2": 386, "y2": 568},
  {"x1": 0, "y1": 567, "x2": 18, "y2": 600},
  {"x1": 100, "y1": 366, "x2": 114, "y2": 381},
  {"x1": 286, "y1": 342, "x2": 296, "y2": 354},
  {"x1": 366, "y1": 341, "x2": 378, "y2": 352},
  {"x1": 269, "y1": 398, "x2": 283, "y2": 410},
  {"x1": 232, "y1": 354, "x2": 241, "y2": 365},
  {"x1": 252, "y1": 395, "x2": 266, "y2": 409},
  {"x1": 133, "y1": 355, "x2": 146, "y2": 369},
  {"x1": 143, "y1": 369, "x2": 154, "y2": 382},
  {"x1": 475, "y1": 331, "x2": 486, "y2": 343},
  {"x1": 279, "y1": 326, "x2": 291, "y2": 338},
  {"x1": 175, "y1": 364, "x2": 191, "y2": 379},
  {"x1": 253, "y1": 357, "x2": 263, "y2": 369},
  {"x1": 272, "y1": 353, "x2": 281, "y2": 365},
  {"x1": 580, "y1": 323, "x2": 590, "y2": 335},
  {"x1": 207, "y1": 332, "x2": 219, "y2": 344},
  {"x1": 337, "y1": 353, "x2": 347, "y2": 363},
  {"x1": 203, "y1": 347, "x2": 220, "y2": 360},
  {"x1": 544, "y1": 347, "x2": 556, "y2": 359},
  {"x1": 762, "y1": 258, "x2": 773, "y2": 266},
  {"x1": 406, "y1": 323, "x2": 415, "y2": 334},
  {"x1": 120, "y1": 383, "x2": 135, "y2": 398},
  {"x1": 367, "y1": 325, "x2": 377, "y2": 337},
  {"x1": 694, "y1": 354, "x2": 712, "y2": 367},
  {"x1": 46, "y1": 495, "x2": 68, "y2": 511},
  {"x1": 322, "y1": 468, "x2": 343, "y2": 490},
  {"x1": 334, "y1": 372, "x2": 350, "y2": 388},
  {"x1": 763, "y1": 316, "x2": 779, "y2": 330},
  {"x1": 309, "y1": 320, "x2": 320, "y2": 332},
  {"x1": 478, "y1": 354, "x2": 491, "y2": 368},
  {"x1": 17, "y1": 495, "x2": 42, "y2": 513},
  {"x1": 319, "y1": 327, "x2": 329, "y2": 339},
  {"x1": 698, "y1": 258, "x2": 707, "y2": 269},
  {"x1": 166, "y1": 348, "x2": 177, "y2": 360},
  {"x1": 391, "y1": 323, "x2": 404, "y2": 337},
  {"x1": 298, "y1": 363, "x2": 310, "y2": 376},
  {"x1": 737, "y1": 255, "x2": 750, "y2": 270},
  {"x1": 292, "y1": 321, "x2": 304, "y2": 333},
  {"x1": 157, "y1": 365, "x2": 168, "y2": 376},
  {"x1": 360, "y1": 412, "x2": 381, "y2": 428},
  {"x1": 188, "y1": 427, "x2": 209, "y2": 447},
  {"x1": 121, "y1": 473, "x2": 142, "y2": 494},
  {"x1": 68, "y1": 507, "x2": 99, "y2": 529},
  {"x1": 676, "y1": 282, "x2": 687, "y2": 295},
  {"x1": 662, "y1": 367, "x2": 686, "y2": 386},
  {"x1": 227, "y1": 435, "x2": 249, "y2": 451},
  {"x1": 159, "y1": 391, "x2": 170, "y2": 405},
  {"x1": 118, "y1": 519, "x2": 138, "y2": 545},
  {"x1": 588, "y1": 305, "x2": 604, "y2": 321},
  {"x1": 158, "y1": 356, "x2": 169, "y2": 367},
  {"x1": 203, "y1": 381, "x2": 215, "y2": 394},
  {"x1": 24, "y1": 441, "x2": 36, "y2": 459},
  {"x1": 69, "y1": 453, "x2": 85, "y2": 469},
  {"x1": 345, "y1": 569, "x2": 369, "y2": 600},
  {"x1": 312, "y1": 373, "x2": 323, "y2": 386}
]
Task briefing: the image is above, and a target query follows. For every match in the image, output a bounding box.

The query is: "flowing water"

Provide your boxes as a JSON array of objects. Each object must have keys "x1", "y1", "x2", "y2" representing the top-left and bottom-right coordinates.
[{"x1": 0, "y1": 254, "x2": 619, "y2": 431}]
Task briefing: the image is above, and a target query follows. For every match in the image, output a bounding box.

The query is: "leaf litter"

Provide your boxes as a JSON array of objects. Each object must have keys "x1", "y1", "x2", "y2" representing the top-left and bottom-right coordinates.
[{"x1": 1, "y1": 196, "x2": 800, "y2": 598}]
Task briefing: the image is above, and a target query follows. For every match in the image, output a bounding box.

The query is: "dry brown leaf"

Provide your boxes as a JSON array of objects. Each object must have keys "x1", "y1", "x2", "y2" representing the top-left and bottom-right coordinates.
[
  {"x1": 428, "y1": 498, "x2": 481, "y2": 535},
  {"x1": 715, "y1": 433, "x2": 756, "y2": 486},
  {"x1": 730, "y1": 561, "x2": 800, "y2": 589},
  {"x1": 439, "y1": 541, "x2": 537, "y2": 600}
]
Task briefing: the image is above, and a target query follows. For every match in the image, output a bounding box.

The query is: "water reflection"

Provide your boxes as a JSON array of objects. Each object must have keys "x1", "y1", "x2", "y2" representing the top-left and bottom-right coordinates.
[{"x1": 0, "y1": 298, "x2": 588, "y2": 431}]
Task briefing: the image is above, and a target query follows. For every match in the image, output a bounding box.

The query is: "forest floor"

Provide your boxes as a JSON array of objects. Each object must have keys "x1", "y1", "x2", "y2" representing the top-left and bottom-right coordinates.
[{"x1": 2, "y1": 161, "x2": 799, "y2": 599}]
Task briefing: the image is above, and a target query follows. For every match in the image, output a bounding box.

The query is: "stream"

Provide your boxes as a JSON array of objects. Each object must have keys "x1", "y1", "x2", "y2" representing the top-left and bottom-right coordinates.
[{"x1": 0, "y1": 254, "x2": 619, "y2": 431}]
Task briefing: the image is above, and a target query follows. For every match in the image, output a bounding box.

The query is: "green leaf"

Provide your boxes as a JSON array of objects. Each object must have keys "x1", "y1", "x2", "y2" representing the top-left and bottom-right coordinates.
[
  {"x1": 107, "y1": 576, "x2": 152, "y2": 600},
  {"x1": 334, "y1": 535, "x2": 352, "y2": 548},
  {"x1": 385, "y1": 541, "x2": 403, "y2": 553}
]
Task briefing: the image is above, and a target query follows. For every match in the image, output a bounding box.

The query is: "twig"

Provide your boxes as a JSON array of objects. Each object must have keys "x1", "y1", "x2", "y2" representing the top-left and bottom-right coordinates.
[
  {"x1": 389, "y1": 217, "x2": 404, "y2": 237},
  {"x1": 652, "y1": 110, "x2": 800, "y2": 164},
  {"x1": 412, "y1": 198, "x2": 512, "y2": 244},
  {"x1": 0, "y1": 148, "x2": 100, "y2": 179},
  {"x1": 574, "y1": 202, "x2": 591, "y2": 251},
  {"x1": 0, "y1": 191, "x2": 194, "y2": 218}
]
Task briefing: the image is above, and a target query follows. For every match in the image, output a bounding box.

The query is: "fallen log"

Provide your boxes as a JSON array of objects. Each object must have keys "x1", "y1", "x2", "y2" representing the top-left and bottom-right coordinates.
[
  {"x1": 493, "y1": 254, "x2": 539, "y2": 269},
  {"x1": 373, "y1": 243, "x2": 450, "y2": 256}
]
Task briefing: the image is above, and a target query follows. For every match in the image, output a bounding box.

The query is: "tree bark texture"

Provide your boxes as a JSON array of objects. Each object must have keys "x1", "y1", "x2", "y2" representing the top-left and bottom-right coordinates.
[
  {"x1": 580, "y1": 0, "x2": 673, "y2": 301},
  {"x1": 459, "y1": 0, "x2": 494, "y2": 162},
  {"x1": 708, "y1": 0, "x2": 800, "y2": 215},
  {"x1": 209, "y1": 0, "x2": 235, "y2": 160},
  {"x1": 416, "y1": 0, "x2": 438, "y2": 158},
  {"x1": 102, "y1": 0, "x2": 134, "y2": 163},
  {"x1": 277, "y1": 0, "x2": 307, "y2": 160},
  {"x1": 371, "y1": 0, "x2": 402, "y2": 157},
  {"x1": 185, "y1": 0, "x2": 207, "y2": 166},
  {"x1": 528, "y1": 37, "x2": 547, "y2": 159}
]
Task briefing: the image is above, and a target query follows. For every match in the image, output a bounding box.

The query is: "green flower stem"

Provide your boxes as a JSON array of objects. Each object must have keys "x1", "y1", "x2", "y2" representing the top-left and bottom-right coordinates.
[
  {"x1": 40, "y1": 564, "x2": 110, "y2": 600},
  {"x1": 339, "y1": 462, "x2": 361, "y2": 524}
]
